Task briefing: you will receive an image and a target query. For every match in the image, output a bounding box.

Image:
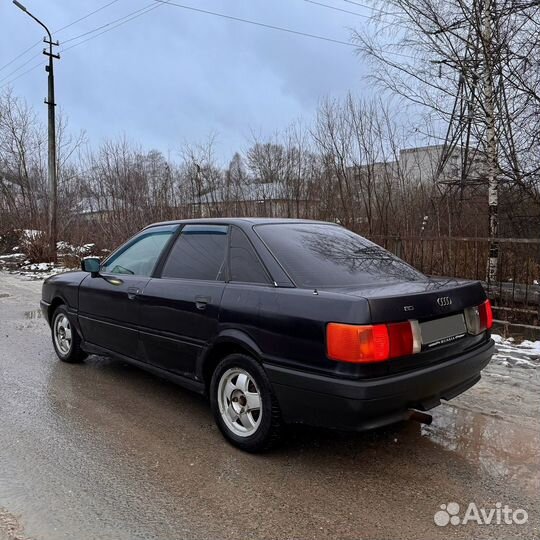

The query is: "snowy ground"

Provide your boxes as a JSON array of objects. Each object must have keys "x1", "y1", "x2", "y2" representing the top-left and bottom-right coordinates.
[
  {"x1": 0, "y1": 256, "x2": 71, "y2": 280},
  {"x1": 491, "y1": 333, "x2": 540, "y2": 369},
  {"x1": 0, "y1": 234, "x2": 99, "y2": 280}
]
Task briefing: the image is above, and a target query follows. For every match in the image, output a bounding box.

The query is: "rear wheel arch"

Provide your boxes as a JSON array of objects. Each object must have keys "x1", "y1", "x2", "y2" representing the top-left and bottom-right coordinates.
[{"x1": 201, "y1": 333, "x2": 263, "y2": 393}]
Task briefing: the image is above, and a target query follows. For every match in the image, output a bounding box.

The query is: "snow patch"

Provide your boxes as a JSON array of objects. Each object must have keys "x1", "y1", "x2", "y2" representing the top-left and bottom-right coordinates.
[
  {"x1": 21, "y1": 229, "x2": 42, "y2": 239},
  {"x1": 517, "y1": 339, "x2": 540, "y2": 352},
  {"x1": 491, "y1": 333, "x2": 540, "y2": 370},
  {"x1": 56, "y1": 241, "x2": 96, "y2": 257},
  {"x1": 20, "y1": 262, "x2": 54, "y2": 272},
  {"x1": 0, "y1": 253, "x2": 26, "y2": 260},
  {"x1": 11, "y1": 262, "x2": 70, "y2": 280}
]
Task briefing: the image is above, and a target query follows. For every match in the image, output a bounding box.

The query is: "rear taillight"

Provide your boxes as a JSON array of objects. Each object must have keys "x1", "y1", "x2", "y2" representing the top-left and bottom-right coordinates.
[
  {"x1": 464, "y1": 299, "x2": 493, "y2": 335},
  {"x1": 480, "y1": 299, "x2": 493, "y2": 330},
  {"x1": 388, "y1": 321, "x2": 422, "y2": 358},
  {"x1": 326, "y1": 321, "x2": 421, "y2": 364}
]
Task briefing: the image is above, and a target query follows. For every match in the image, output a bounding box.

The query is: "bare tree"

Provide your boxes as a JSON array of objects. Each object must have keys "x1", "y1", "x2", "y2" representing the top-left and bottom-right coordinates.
[{"x1": 353, "y1": 0, "x2": 540, "y2": 280}]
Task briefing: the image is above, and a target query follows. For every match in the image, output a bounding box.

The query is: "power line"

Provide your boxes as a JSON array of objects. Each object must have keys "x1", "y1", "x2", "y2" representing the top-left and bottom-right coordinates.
[
  {"x1": 152, "y1": 0, "x2": 357, "y2": 47},
  {"x1": 303, "y1": 0, "x2": 412, "y2": 37},
  {"x1": 0, "y1": 1, "x2": 162, "y2": 89},
  {"x1": 0, "y1": 42, "x2": 39, "y2": 74},
  {"x1": 303, "y1": 0, "x2": 372, "y2": 19},
  {"x1": 1, "y1": 0, "x2": 417, "y2": 89},
  {"x1": 62, "y1": 2, "x2": 160, "y2": 45},
  {"x1": 60, "y1": 3, "x2": 163, "y2": 53},
  {"x1": 154, "y1": 0, "x2": 416, "y2": 58},
  {"x1": 340, "y1": 0, "x2": 399, "y2": 17},
  {"x1": 308, "y1": 0, "x2": 400, "y2": 19},
  {"x1": 0, "y1": 52, "x2": 42, "y2": 85},
  {"x1": 55, "y1": 0, "x2": 122, "y2": 34},
  {"x1": 0, "y1": 0, "x2": 122, "y2": 74},
  {"x1": 0, "y1": 59, "x2": 47, "y2": 89}
]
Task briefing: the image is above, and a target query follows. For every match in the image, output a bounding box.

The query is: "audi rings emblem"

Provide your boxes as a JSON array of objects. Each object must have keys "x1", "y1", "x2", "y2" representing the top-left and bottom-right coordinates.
[{"x1": 436, "y1": 296, "x2": 452, "y2": 307}]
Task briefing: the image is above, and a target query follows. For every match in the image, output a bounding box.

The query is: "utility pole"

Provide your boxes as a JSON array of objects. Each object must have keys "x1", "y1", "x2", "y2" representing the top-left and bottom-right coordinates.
[
  {"x1": 13, "y1": 0, "x2": 59, "y2": 262},
  {"x1": 483, "y1": 0, "x2": 499, "y2": 284},
  {"x1": 195, "y1": 163, "x2": 202, "y2": 217}
]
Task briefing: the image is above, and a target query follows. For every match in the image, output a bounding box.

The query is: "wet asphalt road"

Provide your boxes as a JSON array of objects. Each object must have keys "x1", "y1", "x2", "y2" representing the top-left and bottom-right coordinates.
[{"x1": 0, "y1": 272, "x2": 538, "y2": 540}]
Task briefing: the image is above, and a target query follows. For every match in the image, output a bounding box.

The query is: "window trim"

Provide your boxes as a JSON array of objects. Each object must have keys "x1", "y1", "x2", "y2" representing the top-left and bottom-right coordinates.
[
  {"x1": 154, "y1": 223, "x2": 231, "y2": 282},
  {"x1": 152, "y1": 224, "x2": 185, "y2": 278},
  {"x1": 227, "y1": 225, "x2": 273, "y2": 286}
]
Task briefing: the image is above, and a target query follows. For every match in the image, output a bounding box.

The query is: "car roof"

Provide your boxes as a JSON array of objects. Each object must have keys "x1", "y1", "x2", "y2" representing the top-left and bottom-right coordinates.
[{"x1": 144, "y1": 217, "x2": 338, "y2": 229}]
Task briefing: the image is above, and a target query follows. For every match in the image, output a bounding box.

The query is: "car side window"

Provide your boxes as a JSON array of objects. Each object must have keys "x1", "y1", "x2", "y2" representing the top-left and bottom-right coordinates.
[
  {"x1": 101, "y1": 228, "x2": 175, "y2": 276},
  {"x1": 161, "y1": 224, "x2": 228, "y2": 281},
  {"x1": 229, "y1": 226, "x2": 270, "y2": 284}
]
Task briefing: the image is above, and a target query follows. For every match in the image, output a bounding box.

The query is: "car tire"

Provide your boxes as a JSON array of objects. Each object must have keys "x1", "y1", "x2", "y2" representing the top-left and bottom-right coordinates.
[
  {"x1": 51, "y1": 305, "x2": 86, "y2": 363},
  {"x1": 210, "y1": 353, "x2": 283, "y2": 452}
]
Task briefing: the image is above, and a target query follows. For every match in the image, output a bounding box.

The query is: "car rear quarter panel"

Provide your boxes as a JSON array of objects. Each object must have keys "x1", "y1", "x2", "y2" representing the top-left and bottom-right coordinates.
[
  {"x1": 218, "y1": 280, "x2": 491, "y2": 380},
  {"x1": 219, "y1": 284, "x2": 375, "y2": 377}
]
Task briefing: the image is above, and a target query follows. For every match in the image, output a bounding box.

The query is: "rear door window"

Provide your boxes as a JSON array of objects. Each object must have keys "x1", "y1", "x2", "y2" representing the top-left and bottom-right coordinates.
[
  {"x1": 161, "y1": 224, "x2": 228, "y2": 281},
  {"x1": 255, "y1": 223, "x2": 424, "y2": 287}
]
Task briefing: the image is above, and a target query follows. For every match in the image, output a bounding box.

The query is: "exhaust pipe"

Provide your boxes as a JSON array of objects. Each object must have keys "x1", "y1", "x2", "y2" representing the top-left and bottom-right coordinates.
[{"x1": 407, "y1": 409, "x2": 433, "y2": 425}]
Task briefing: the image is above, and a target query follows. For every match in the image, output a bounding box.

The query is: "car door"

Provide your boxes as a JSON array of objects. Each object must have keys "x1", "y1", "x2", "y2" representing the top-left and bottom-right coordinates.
[
  {"x1": 78, "y1": 225, "x2": 177, "y2": 358},
  {"x1": 138, "y1": 224, "x2": 229, "y2": 377}
]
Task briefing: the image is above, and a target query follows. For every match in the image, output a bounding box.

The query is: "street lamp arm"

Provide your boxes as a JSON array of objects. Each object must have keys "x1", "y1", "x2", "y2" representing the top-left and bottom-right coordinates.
[{"x1": 12, "y1": 0, "x2": 52, "y2": 42}]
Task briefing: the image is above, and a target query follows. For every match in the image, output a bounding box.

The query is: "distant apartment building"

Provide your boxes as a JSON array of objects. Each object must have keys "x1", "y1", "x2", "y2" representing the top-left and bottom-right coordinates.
[{"x1": 353, "y1": 144, "x2": 488, "y2": 186}]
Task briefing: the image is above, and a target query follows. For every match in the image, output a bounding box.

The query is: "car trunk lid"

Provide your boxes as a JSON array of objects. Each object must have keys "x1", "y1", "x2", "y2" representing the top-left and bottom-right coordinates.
[
  {"x1": 322, "y1": 278, "x2": 485, "y2": 323},
  {"x1": 320, "y1": 278, "x2": 488, "y2": 374}
]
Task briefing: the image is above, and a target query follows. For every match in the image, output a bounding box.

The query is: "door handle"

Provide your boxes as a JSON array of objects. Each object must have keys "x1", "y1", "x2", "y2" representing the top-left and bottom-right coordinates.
[
  {"x1": 127, "y1": 286, "x2": 140, "y2": 300},
  {"x1": 195, "y1": 296, "x2": 210, "y2": 310}
]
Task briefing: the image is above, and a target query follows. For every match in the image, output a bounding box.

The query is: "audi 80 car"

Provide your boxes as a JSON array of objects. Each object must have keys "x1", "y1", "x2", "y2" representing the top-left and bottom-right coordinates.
[{"x1": 41, "y1": 218, "x2": 494, "y2": 451}]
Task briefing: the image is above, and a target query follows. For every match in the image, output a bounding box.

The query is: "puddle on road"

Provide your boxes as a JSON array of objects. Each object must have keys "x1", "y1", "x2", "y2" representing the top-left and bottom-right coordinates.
[
  {"x1": 419, "y1": 404, "x2": 540, "y2": 495},
  {"x1": 23, "y1": 310, "x2": 42, "y2": 319}
]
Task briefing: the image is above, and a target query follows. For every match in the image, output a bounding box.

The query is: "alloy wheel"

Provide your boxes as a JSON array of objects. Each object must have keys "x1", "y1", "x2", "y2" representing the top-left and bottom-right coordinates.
[
  {"x1": 53, "y1": 313, "x2": 72, "y2": 356},
  {"x1": 217, "y1": 368, "x2": 262, "y2": 437}
]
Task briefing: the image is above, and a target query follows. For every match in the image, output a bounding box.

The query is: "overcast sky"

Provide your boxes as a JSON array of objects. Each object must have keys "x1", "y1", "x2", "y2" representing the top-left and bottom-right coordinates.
[{"x1": 1, "y1": 0, "x2": 375, "y2": 162}]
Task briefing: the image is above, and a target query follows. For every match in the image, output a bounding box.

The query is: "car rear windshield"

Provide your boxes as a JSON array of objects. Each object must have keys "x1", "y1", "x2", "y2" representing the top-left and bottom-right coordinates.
[{"x1": 255, "y1": 223, "x2": 424, "y2": 287}]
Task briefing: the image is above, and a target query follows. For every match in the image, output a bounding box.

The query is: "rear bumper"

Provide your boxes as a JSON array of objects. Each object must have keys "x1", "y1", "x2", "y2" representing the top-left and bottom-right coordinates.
[{"x1": 264, "y1": 339, "x2": 494, "y2": 431}]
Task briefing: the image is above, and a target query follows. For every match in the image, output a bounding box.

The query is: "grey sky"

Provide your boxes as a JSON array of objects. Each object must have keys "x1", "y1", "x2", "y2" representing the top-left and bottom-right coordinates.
[{"x1": 1, "y1": 0, "x2": 372, "y2": 163}]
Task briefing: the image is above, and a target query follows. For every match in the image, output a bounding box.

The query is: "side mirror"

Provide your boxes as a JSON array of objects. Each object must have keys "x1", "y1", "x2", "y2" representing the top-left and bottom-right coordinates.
[{"x1": 81, "y1": 256, "x2": 101, "y2": 277}]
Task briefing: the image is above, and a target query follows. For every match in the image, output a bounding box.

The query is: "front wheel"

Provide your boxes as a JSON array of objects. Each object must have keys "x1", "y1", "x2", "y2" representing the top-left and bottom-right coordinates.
[
  {"x1": 210, "y1": 354, "x2": 283, "y2": 452},
  {"x1": 51, "y1": 305, "x2": 86, "y2": 363}
]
